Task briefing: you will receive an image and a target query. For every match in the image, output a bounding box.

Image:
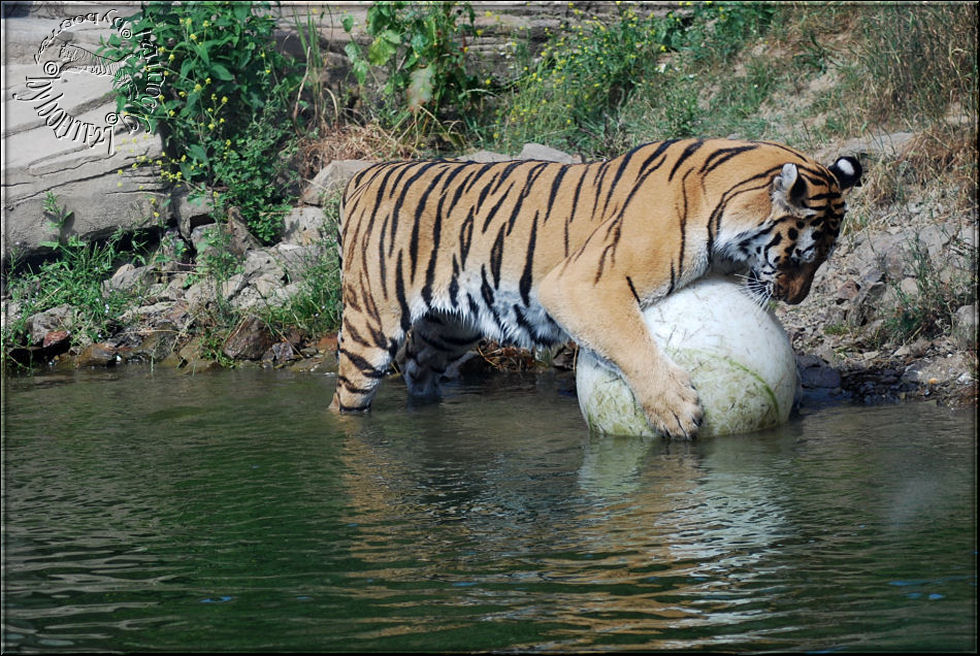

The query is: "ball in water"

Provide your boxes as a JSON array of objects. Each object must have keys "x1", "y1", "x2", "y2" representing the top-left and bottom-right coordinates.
[{"x1": 575, "y1": 276, "x2": 798, "y2": 437}]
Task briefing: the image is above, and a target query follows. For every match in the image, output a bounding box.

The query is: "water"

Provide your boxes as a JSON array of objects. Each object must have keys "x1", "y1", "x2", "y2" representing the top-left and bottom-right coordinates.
[{"x1": 3, "y1": 366, "x2": 976, "y2": 653}]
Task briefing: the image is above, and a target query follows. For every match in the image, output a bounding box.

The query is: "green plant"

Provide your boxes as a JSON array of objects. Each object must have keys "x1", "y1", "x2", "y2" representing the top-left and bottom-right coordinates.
[
  {"x1": 100, "y1": 1, "x2": 302, "y2": 244},
  {"x1": 210, "y1": 98, "x2": 299, "y2": 245},
  {"x1": 883, "y1": 234, "x2": 977, "y2": 344},
  {"x1": 258, "y1": 200, "x2": 343, "y2": 339},
  {"x1": 486, "y1": 2, "x2": 778, "y2": 156},
  {"x1": 2, "y1": 198, "x2": 143, "y2": 365},
  {"x1": 343, "y1": 1, "x2": 479, "y2": 131}
]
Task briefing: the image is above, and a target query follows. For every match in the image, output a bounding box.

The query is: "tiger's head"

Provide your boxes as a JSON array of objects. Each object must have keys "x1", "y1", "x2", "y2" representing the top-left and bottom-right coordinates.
[{"x1": 721, "y1": 153, "x2": 862, "y2": 305}]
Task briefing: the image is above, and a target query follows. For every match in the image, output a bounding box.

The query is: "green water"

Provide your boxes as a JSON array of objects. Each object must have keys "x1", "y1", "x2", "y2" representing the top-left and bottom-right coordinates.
[{"x1": 2, "y1": 366, "x2": 976, "y2": 652}]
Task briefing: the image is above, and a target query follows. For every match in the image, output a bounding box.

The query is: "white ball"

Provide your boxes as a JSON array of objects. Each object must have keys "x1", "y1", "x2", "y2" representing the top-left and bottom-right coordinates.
[{"x1": 575, "y1": 276, "x2": 798, "y2": 437}]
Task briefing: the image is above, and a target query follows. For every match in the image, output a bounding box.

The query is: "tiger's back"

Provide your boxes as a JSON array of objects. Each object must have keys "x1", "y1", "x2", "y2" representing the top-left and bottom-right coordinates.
[{"x1": 331, "y1": 138, "x2": 861, "y2": 438}]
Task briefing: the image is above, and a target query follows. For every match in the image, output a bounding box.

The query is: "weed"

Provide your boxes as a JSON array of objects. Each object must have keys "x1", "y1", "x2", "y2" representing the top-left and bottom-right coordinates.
[
  {"x1": 343, "y1": 1, "x2": 480, "y2": 137},
  {"x1": 258, "y1": 199, "x2": 343, "y2": 339},
  {"x1": 883, "y1": 233, "x2": 977, "y2": 344},
  {"x1": 2, "y1": 196, "x2": 143, "y2": 366}
]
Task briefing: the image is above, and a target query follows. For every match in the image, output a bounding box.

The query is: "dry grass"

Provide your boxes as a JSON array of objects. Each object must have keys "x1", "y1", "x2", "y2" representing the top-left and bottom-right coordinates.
[{"x1": 295, "y1": 123, "x2": 422, "y2": 179}]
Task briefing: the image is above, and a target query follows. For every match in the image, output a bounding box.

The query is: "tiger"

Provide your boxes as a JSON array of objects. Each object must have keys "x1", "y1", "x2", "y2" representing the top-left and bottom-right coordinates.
[{"x1": 329, "y1": 138, "x2": 862, "y2": 439}]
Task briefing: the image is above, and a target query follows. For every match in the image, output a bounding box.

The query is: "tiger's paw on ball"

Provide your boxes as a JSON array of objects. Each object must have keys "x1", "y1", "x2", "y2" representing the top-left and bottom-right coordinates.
[{"x1": 576, "y1": 276, "x2": 798, "y2": 439}]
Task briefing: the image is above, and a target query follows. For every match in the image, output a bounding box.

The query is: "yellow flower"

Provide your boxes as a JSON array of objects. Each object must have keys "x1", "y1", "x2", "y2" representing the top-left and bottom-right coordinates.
[
  {"x1": 153, "y1": 211, "x2": 160, "y2": 218},
  {"x1": 168, "y1": 54, "x2": 174, "y2": 61},
  {"x1": 192, "y1": 83, "x2": 201, "y2": 92},
  {"x1": 205, "y1": 77, "x2": 211, "y2": 85},
  {"x1": 190, "y1": 33, "x2": 197, "y2": 41},
  {"x1": 208, "y1": 122, "x2": 215, "y2": 129},
  {"x1": 221, "y1": 96, "x2": 228, "y2": 103}
]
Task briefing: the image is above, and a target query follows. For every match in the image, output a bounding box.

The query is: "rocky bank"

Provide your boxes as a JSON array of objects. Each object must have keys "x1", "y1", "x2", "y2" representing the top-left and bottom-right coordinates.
[{"x1": 6, "y1": 137, "x2": 977, "y2": 414}]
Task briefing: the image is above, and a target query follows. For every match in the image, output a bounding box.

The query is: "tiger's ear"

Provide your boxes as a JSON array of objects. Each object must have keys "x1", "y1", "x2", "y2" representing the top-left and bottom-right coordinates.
[
  {"x1": 772, "y1": 162, "x2": 807, "y2": 208},
  {"x1": 828, "y1": 156, "x2": 862, "y2": 190}
]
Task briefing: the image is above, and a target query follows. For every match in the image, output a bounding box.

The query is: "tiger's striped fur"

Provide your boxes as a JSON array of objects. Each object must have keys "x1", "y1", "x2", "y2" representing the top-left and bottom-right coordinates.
[{"x1": 329, "y1": 138, "x2": 861, "y2": 438}]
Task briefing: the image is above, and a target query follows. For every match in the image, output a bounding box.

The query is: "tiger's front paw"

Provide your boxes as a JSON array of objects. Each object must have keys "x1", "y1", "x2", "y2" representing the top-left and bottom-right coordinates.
[{"x1": 641, "y1": 366, "x2": 704, "y2": 439}]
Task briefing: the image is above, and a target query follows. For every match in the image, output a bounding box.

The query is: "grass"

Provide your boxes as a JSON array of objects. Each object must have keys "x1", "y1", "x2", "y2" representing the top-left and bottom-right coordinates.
[
  {"x1": 883, "y1": 231, "x2": 977, "y2": 345},
  {"x1": 257, "y1": 198, "x2": 343, "y2": 342},
  {"x1": 2, "y1": 196, "x2": 147, "y2": 368}
]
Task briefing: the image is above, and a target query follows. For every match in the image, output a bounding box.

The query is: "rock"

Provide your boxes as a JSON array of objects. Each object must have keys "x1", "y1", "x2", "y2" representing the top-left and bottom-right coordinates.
[
  {"x1": 281, "y1": 206, "x2": 328, "y2": 246},
  {"x1": 172, "y1": 189, "x2": 214, "y2": 240},
  {"x1": 836, "y1": 279, "x2": 861, "y2": 301},
  {"x1": 224, "y1": 209, "x2": 262, "y2": 257},
  {"x1": 300, "y1": 159, "x2": 373, "y2": 205},
  {"x1": 28, "y1": 304, "x2": 74, "y2": 345},
  {"x1": 902, "y1": 353, "x2": 971, "y2": 385},
  {"x1": 129, "y1": 323, "x2": 178, "y2": 362},
  {"x1": 2, "y1": 8, "x2": 170, "y2": 264},
  {"x1": 457, "y1": 149, "x2": 512, "y2": 163},
  {"x1": 222, "y1": 315, "x2": 275, "y2": 360},
  {"x1": 846, "y1": 281, "x2": 887, "y2": 327},
  {"x1": 952, "y1": 304, "x2": 977, "y2": 350},
  {"x1": 75, "y1": 341, "x2": 117, "y2": 367},
  {"x1": 42, "y1": 329, "x2": 70, "y2": 349},
  {"x1": 825, "y1": 131, "x2": 917, "y2": 161},
  {"x1": 518, "y1": 142, "x2": 580, "y2": 163},
  {"x1": 262, "y1": 340, "x2": 299, "y2": 365},
  {"x1": 797, "y1": 354, "x2": 841, "y2": 389},
  {"x1": 106, "y1": 263, "x2": 155, "y2": 292},
  {"x1": 175, "y1": 336, "x2": 221, "y2": 373}
]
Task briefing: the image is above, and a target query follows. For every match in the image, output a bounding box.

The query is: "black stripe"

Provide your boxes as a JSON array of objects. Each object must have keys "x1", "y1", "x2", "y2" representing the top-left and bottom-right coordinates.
[
  {"x1": 410, "y1": 164, "x2": 451, "y2": 282},
  {"x1": 490, "y1": 224, "x2": 506, "y2": 286},
  {"x1": 506, "y1": 162, "x2": 550, "y2": 234},
  {"x1": 543, "y1": 164, "x2": 569, "y2": 223},
  {"x1": 701, "y1": 144, "x2": 757, "y2": 175},
  {"x1": 389, "y1": 162, "x2": 440, "y2": 257},
  {"x1": 339, "y1": 349, "x2": 388, "y2": 379},
  {"x1": 599, "y1": 146, "x2": 641, "y2": 219},
  {"x1": 337, "y1": 376, "x2": 376, "y2": 396},
  {"x1": 669, "y1": 140, "x2": 705, "y2": 181},
  {"x1": 459, "y1": 206, "x2": 475, "y2": 268},
  {"x1": 626, "y1": 275, "x2": 642, "y2": 305},
  {"x1": 519, "y1": 211, "x2": 539, "y2": 306},
  {"x1": 448, "y1": 256, "x2": 460, "y2": 307},
  {"x1": 481, "y1": 180, "x2": 518, "y2": 233},
  {"x1": 480, "y1": 264, "x2": 495, "y2": 307},
  {"x1": 394, "y1": 249, "x2": 411, "y2": 333}
]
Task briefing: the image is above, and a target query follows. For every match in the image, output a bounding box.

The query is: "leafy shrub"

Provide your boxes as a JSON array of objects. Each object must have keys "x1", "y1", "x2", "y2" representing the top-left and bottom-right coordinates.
[
  {"x1": 100, "y1": 1, "x2": 302, "y2": 243},
  {"x1": 343, "y1": 1, "x2": 479, "y2": 131},
  {"x1": 488, "y1": 2, "x2": 777, "y2": 156}
]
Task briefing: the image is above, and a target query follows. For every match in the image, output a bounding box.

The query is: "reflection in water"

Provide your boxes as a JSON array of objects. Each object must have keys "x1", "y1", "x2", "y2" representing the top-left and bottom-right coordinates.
[{"x1": 3, "y1": 366, "x2": 976, "y2": 652}]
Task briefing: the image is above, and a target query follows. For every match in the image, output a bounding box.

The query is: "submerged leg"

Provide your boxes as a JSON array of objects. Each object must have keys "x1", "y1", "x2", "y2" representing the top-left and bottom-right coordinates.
[{"x1": 400, "y1": 311, "x2": 482, "y2": 400}]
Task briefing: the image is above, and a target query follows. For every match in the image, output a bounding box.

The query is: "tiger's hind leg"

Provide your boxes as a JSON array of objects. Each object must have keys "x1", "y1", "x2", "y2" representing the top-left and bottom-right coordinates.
[{"x1": 400, "y1": 311, "x2": 482, "y2": 401}]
